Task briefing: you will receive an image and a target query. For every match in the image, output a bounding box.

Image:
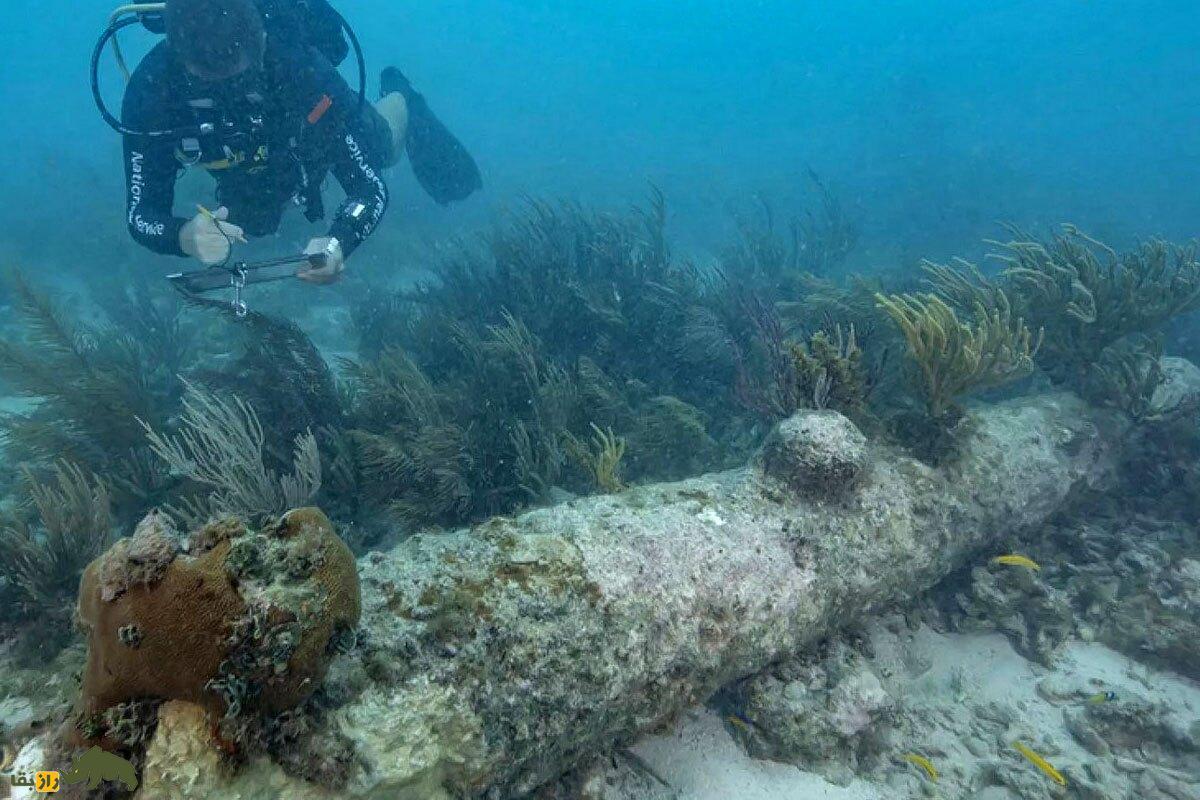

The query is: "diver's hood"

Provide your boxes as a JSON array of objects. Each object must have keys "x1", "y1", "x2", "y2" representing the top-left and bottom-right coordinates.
[{"x1": 179, "y1": 61, "x2": 268, "y2": 104}]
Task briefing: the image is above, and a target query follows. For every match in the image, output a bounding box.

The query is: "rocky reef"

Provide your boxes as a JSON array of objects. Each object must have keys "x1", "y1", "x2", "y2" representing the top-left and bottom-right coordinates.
[
  {"x1": 728, "y1": 641, "x2": 897, "y2": 786},
  {"x1": 711, "y1": 617, "x2": 1200, "y2": 800},
  {"x1": 934, "y1": 358, "x2": 1200, "y2": 681}
]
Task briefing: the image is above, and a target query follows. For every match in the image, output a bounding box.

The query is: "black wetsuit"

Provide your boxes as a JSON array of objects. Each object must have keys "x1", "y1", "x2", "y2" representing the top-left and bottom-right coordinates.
[{"x1": 122, "y1": 39, "x2": 393, "y2": 259}]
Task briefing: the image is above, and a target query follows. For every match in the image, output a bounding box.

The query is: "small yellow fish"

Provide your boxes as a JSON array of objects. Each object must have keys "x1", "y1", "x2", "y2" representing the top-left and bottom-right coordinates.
[
  {"x1": 991, "y1": 554, "x2": 1041, "y2": 571},
  {"x1": 1012, "y1": 741, "x2": 1067, "y2": 786},
  {"x1": 1087, "y1": 691, "x2": 1117, "y2": 705},
  {"x1": 902, "y1": 753, "x2": 939, "y2": 783},
  {"x1": 727, "y1": 713, "x2": 763, "y2": 737}
]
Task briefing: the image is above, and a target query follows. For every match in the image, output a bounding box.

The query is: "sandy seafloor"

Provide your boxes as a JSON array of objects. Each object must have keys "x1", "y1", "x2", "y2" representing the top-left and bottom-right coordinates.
[{"x1": 608, "y1": 621, "x2": 1200, "y2": 800}]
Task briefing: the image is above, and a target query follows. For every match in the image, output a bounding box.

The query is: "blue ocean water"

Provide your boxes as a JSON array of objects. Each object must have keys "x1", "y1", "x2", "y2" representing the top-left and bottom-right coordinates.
[{"x1": 0, "y1": 0, "x2": 1197, "y2": 270}]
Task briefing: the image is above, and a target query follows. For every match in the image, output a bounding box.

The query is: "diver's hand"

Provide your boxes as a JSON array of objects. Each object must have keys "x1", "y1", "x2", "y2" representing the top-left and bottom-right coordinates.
[
  {"x1": 298, "y1": 237, "x2": 345, "y2": 285},
  {"x1": 179, "y1": 206, "x2": 245, "y2": 265}
]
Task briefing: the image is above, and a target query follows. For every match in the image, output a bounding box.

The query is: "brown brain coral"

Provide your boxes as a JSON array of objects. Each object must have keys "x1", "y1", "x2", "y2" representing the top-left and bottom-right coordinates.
[{"x1": 74, "y1": 507, "x2": 360, "y2": 744}]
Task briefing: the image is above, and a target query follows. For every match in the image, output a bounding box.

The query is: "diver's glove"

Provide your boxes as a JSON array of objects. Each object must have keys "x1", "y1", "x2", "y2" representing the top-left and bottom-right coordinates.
[
  {"x1": 381, "y1": 67, "x2": 482, "y2": 205},
  {"x1": 179, "y1": 206, "x2": 246, "y2": 265},
  {"x1": 297, "y1": 237, "x2": 345, "y2": 285}
]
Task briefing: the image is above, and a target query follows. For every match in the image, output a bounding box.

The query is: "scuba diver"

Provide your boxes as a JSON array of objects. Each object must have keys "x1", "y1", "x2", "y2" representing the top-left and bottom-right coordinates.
[{"x1": 118, "y1": 0, "x2": 481, "y2": 284}]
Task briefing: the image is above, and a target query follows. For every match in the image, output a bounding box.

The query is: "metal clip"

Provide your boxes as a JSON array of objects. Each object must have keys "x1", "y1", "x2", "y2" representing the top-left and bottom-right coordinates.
[{"x1": 232, "y1": 265, "x2": 248, "y2": 318}]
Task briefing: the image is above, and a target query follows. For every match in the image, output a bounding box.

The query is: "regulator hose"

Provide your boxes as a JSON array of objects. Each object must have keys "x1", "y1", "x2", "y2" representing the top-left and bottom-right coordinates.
[
  {"x1": 335, "y1": 7, "x2": 368, "y2": 119},
  {"x1": 91, "y1": 15, "x2": 163, "y2": 137}
]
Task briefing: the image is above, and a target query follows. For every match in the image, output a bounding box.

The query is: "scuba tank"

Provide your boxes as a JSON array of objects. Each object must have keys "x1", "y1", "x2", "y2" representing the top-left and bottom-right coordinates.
[
  {"x1": 255, "y1": 0, "x2": 350, "y2": 67},
  {"x1": 134, "y1": 0, "x2": 349, "y2": 65}
]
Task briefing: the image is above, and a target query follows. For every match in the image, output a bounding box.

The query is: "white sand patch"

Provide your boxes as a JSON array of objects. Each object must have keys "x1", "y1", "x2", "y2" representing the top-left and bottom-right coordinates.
[
  {"x1": 5, "y1": 735, "x2": 48, "y2": 800},
  {"x1": 873, "y1": 623, "x2": 1199, "y2": 770},
  {"x1": 632, "y1": 709, "x2": 885, "y2": 800},
  {"x1": 889, "y1": 624, "x2": 1200, "y2": 717},
  {"x1": 0, "y1": 396, "x2": 35, "y2": 417},
  {"x1": 0, "y1": 696, "x2": 35, "y2": 735},
  {"x1": 624, "y1": 624, "x2": 1199, "y2": 800}
]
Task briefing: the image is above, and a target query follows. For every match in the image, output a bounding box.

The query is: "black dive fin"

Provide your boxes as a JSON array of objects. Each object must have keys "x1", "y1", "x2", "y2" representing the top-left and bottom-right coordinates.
[{"x1": 382, "y1": 67, "x2": 482, "y2": 205}]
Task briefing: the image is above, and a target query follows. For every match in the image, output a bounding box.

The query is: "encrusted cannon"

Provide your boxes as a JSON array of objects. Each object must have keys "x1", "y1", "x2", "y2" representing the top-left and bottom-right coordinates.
[{"x1": 128, "y1": 394, "x2": 1117, "y2": 799}]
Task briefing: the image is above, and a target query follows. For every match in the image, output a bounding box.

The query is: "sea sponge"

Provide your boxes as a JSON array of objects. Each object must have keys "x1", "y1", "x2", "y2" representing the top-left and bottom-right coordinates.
[{"x1": 74, "y1": 508, "x2": 360, "y2": 744}]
